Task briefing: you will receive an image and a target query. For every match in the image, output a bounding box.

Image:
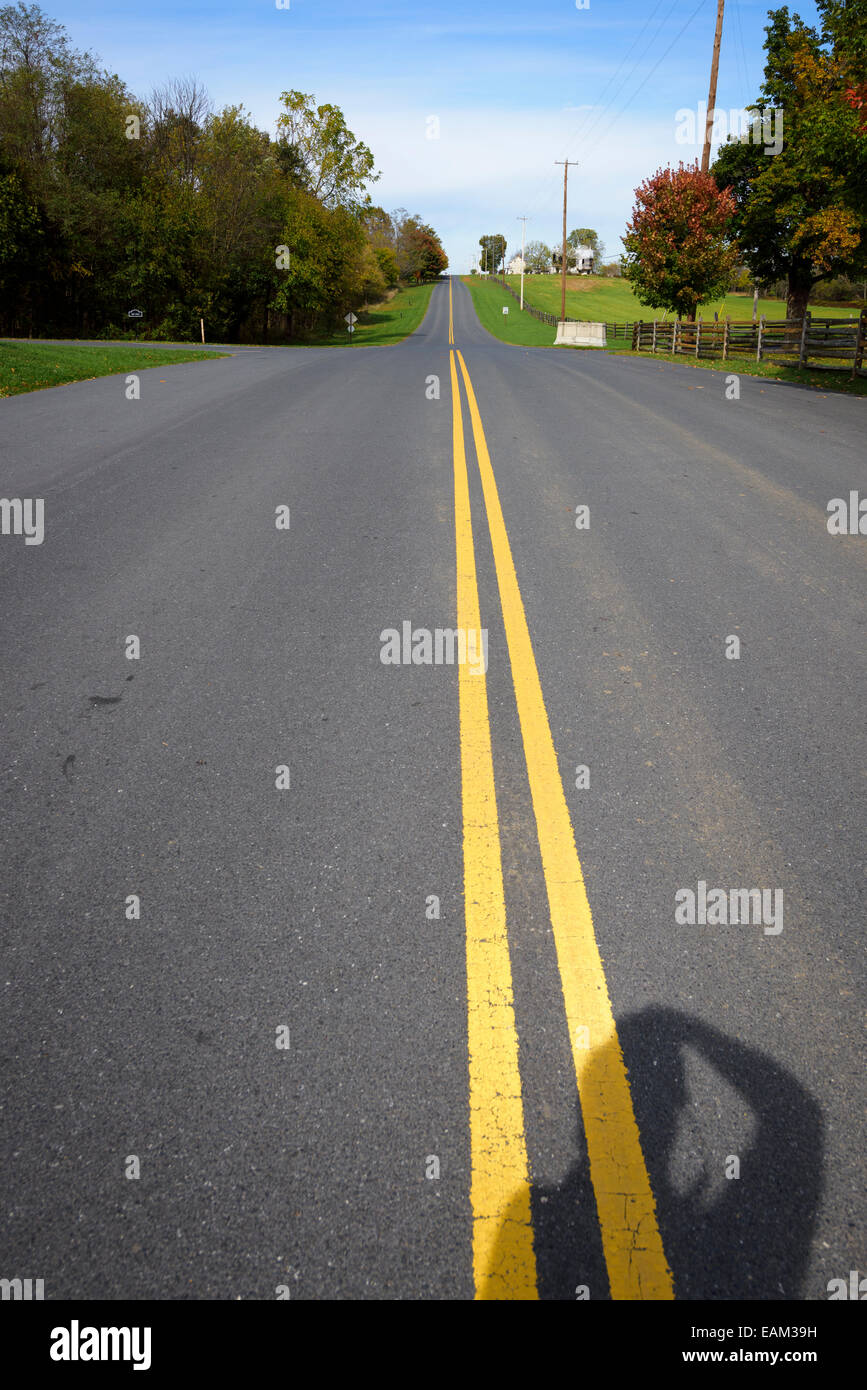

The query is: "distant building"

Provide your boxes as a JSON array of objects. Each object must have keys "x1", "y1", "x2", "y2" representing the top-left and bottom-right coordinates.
[
  {"x1": 506, "y1": 254, "x2": 526, "y2": 275},
  {"x1": 551, "y1": 246, "x2": 595, "y2": 275}
]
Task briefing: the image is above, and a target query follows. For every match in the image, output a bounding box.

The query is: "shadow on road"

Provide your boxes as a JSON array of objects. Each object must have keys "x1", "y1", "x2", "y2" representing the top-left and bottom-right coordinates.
[{"x1": 486, "y1": 1006, "x2": 824, "y2": 1299}]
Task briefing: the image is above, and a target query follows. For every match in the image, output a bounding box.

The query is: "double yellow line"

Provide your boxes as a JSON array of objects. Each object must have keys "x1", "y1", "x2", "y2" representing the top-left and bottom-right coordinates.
[{"x1": 449, "y1": 299, "x2": 673, "y2": 1301}]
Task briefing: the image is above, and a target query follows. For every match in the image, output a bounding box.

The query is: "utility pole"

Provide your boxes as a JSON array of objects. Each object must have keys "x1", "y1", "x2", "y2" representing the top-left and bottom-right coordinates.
[
  {"x1": 517, "y1": 216, "x2": 529, "y2": 309},
  {"x1": 701, "y1": 0, "x2": 725, "y2": 174},
  {"x1": 554, "y1": 160, "x2": 579, "y2": 323}
]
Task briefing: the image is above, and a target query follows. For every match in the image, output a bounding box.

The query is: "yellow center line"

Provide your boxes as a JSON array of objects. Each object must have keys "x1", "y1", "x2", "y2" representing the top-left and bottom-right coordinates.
[
  {"x1": 455, "y1": 349, "x2": 674, "y2": 1301},
  {"x1": 449, "y1": 278, "x2": 454, "y2": 345},
  {"x1": 450, "y1": 350, "x2": 537, "y2": 1301}
]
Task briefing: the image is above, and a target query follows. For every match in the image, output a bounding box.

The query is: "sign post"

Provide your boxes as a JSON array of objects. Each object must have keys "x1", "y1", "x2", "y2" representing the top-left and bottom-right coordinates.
[{"x1": 344, "y1": 311, "x2": 357, "y2": 345}]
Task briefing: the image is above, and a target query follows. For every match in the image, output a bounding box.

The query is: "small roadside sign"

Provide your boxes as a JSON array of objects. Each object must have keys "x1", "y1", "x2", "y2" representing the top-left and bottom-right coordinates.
[
  {"x1": 127, "y1": 309, "x2": 144, "y2": 318},
  {"x1": 344, "y1": 313, "x2": 357, "y2": 325},
  {"x1": 346, "y1": 324, "x2": 355, "y2": 334},
  {"x1": 502, "y1": 307, "x2": 509, "y2": 315}
]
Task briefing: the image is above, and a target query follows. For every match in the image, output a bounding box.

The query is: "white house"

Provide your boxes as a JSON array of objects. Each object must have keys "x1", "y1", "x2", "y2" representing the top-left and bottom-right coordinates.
[
  {"x1": 550, "y1": 246, "x2": 595, "y2": 275},
  {"x1": 506, "y1": 254, "x2": 526, "y2": 275}
]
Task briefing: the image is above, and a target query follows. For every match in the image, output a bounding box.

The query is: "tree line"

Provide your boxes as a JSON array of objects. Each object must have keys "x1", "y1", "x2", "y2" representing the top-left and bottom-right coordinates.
[{"x1": 0, "y1": 3, "x2": 448, "y2": 341}]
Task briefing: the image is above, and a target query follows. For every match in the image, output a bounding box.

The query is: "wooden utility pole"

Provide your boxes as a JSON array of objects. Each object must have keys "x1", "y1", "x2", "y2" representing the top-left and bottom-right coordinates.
[
  {"x1": 701, "y1": 0, "x2": 726, "y2": 174},
  {"x1": 555, "y1": 160, "x2": 579, "y2": 323}
]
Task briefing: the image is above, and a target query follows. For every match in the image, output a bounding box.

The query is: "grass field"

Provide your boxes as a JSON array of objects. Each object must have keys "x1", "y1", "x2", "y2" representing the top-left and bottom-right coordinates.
[
  {"x1": 608, "y1": 347, "x2": 867, "y2": 397},
  {"x1": 0, "y1": 340, "x2": 228, "y2": 396},
  {"x1": 497, "y1": 274, "x2": 862, "y2": 326},
  {"x1": 303, "y1": 281, "x2": 437, "y2": 346},
  {"x1": 460, "y1": 276, "x2": 560, "y2": 346}
]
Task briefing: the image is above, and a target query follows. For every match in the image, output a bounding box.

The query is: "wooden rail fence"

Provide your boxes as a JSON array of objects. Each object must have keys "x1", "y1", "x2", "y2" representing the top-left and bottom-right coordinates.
[
  {"x1": 630, "y1": 310, "x2": 866, "y2": 375},
  {"x1": 485, "y1": 277, "x2": 866, "y2": 373}
]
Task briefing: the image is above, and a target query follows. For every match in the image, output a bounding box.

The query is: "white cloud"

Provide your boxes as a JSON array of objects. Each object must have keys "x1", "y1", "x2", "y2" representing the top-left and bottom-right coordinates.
[{"x1": 342, "y1": 103, "x2": 712, "y2": 271}]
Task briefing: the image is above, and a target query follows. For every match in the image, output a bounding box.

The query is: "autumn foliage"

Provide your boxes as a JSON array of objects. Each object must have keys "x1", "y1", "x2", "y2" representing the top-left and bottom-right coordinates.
[
  {"x1": 845, "y1": 82, "x2": 867, "y2": 131},
  {"x1": 711, "y1": 2, "x2": 866, "y2": 321},
  {"x1": 621, "y1": 163, "x2": 737, "y2": 320}
]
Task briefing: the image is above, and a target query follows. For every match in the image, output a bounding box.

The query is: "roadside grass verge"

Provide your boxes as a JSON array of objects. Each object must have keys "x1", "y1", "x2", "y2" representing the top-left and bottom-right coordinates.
[
  {"x1": 460, "y1": 276, "x2": 558, "y2": 346},
  {"x1": 608, "y1": 346, "x2": 867, "y2": 397},
  {"x1": 0, "y1": 340, "x2": 228, "y2": 396},
  {"x1": 461, "y1": 277, "x2": 865, "y2": 393},
  {"x1": 498, "y1": 273, "x2": 862, "y2": 326},
  {"x1": 302, "y1": 281, "x2": 437, "y2": 346}
]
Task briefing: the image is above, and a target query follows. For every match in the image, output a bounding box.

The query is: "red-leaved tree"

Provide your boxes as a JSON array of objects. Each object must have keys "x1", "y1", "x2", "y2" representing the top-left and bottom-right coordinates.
[
  {"x1": 845, "y1": 82, "x2": 867, "y2": 130},
  {"x1": 622, "y1": 163, "x2": 737, "y2": 321}
]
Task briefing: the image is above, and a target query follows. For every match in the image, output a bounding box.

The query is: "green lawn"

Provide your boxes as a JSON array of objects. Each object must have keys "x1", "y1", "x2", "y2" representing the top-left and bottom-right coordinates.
[
  {"x1": 302, "y1": 281, "x2": 437, "y2": 346},
  {"x1": 460, "y1": 276, "x2": 560, "y2": 346},
  {"x1": 0, "y1": 340, "x2": 228, "y2": 396},
  {"x1": 499, "y1": 273, "x2": 862, "y2": 326},
  {"x1": 609, "y1": 347, "x2": 867, "y2": 397}
]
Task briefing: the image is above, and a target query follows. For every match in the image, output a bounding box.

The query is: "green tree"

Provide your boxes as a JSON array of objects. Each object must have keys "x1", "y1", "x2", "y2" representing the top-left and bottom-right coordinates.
[
  {"x1": 373, "y1": 244, "x2": 399, "y2": 285},
  {"x1": 479, "y1": 233, "x2": 505, "y2": 274},
  {"x1": 567, "y1": 227, "x2": 605, "y2": 263},
  {"x1": 360, "y1": 204, "x2": 395, "y2": 249},
  {"x1": 357, "y1": 241, "x2": 387, "y2": 303},
  {"x1": 275, "y1": 89, "x2": 379, "y2": 211},
  {"x1": 711, "y1": 1, "x2": 867, "y2": 321},
  {"x1": 0, "y1": 6, "x2": 446, "y2": 341},
  {"x1": 523, "y1": 238, "x2": 551, "y2": 273},
  {"x1": 0, "y1": 159, "x2": 40, "y2": 326},
  {"x1": 272, "y1": 188, "x2": 369, "y2": 331}
]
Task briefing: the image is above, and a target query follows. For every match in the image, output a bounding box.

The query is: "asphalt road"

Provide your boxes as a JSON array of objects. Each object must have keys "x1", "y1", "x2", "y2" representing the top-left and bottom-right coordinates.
[{"x1": 1, "y1": 279, "x2": 864, "y2": 1300}]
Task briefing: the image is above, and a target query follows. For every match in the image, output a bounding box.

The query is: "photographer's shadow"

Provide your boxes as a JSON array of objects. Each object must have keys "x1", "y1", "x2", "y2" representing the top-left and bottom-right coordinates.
[{"x1": 489, "y1": 1006, "x2": 824, "y2": 1299}]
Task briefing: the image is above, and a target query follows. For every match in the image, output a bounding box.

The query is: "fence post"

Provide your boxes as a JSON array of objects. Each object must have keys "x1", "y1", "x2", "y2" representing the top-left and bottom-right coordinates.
[
  {"x1": 651, "y1": 320, "x2": 657, "y2": 352},
  {"x1": 798, "y1": 311, "x2": 810, "y2": 368},
  {"x1": 853, "y1": 307, "x2": 867, "y2": 379},
  {"x1": 722, "y1": 315, "x2": 730, "y2": 360},
  {"x1": 671, "y1": 319, "x2": 678, "y2": 354},
  {"x1": 695, "y1": 316, "x2": 702, "y2": 357},
  {"x1": 756, "y1": 314, "x2": 765, "y2": 362}
]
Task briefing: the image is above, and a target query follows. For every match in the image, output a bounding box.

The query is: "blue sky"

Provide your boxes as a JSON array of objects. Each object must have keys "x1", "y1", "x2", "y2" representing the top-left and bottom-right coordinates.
[{"x1": 56, "y1": 0, "x2": 822, "y2": 270}]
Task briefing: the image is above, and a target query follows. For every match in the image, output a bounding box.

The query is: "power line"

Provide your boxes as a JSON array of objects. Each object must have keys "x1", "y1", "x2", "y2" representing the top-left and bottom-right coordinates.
[
  {"x1": 513, "y1": 0, "x2": 716, "y2": 258},
  {"x1": 568, "y1": 0, "x2": 670, "y2": 148},
  {"x1": 732, "y1": 0, "x2": 752, "y2": 105},
  {"x1": 579, "y1": 0, "x2": 712, "y2": 163},
  {"x1": 511, "y1": 0, "x2": 676, "y2": 227},
  {"x1": 572, "y1": 0, "x2": 683, "y2": 153},
  {"x1": 522, "y1": 0, "x2": 710, "y2": 228}
]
